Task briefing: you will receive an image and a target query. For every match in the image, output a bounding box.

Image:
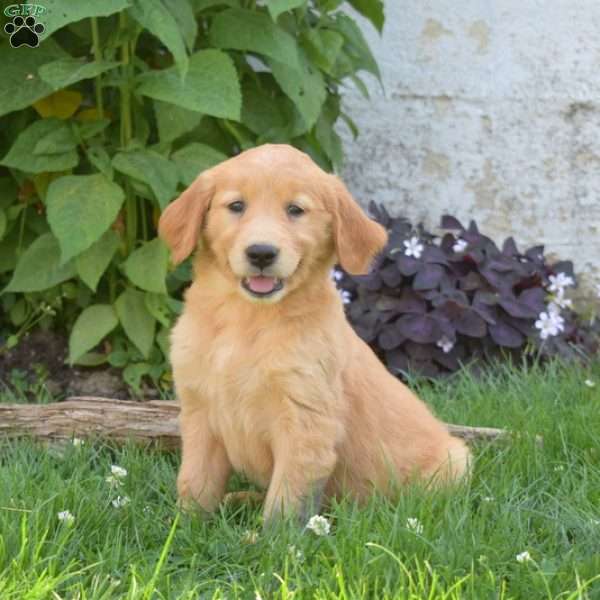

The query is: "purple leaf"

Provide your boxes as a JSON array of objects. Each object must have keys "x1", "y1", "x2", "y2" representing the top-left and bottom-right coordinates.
[
  {"x1": 518, "y1": 288, "x2": 545, "y2": 313},
  {"x1": 379, "y1": 263, "x2": 403, "y2": 287},
  {"x1": 396, "y1": 289, "x2": 427, "y2": 314},
  {"x1": 498, "y1": 294, "x2": 539, "y2": 319},
  {"x1": 502, "y1": 237, "x2": 519, "y2": 257},
  {"x1": 455, "y1": 309, "x2": 487, "y2": 337},
  {"x1": 440, "y1": 215, "x2": 464, "y2": 230},
  {"x1": 414, "y1": 264, "x2": 445, "y2": 290},
  {"x1": 396, "y1": 314, "x2": 442, "y2": 344},
  {"x1": 489, "y1": 322, "x2": 524, "y2": 348},
  {"x1": 422, "y1": 246, "x2": 449, "y2": 265},
  {"x1": 378, "y1": 326, "x2": 406, "y2": 350},
  {"x1": 396, "y1": 255, "x2": 420, "y2": 276}
]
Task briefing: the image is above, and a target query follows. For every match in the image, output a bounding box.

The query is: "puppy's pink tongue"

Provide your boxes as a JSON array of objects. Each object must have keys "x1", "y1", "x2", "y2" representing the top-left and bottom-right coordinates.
[{"x1": 246, "y1": 276, "x2": 276, "y2": 293}]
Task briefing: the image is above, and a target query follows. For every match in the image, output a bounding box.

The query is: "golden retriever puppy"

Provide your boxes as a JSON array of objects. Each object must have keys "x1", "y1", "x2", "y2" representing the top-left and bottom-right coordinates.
[{"x1": 159, "y1": 144, "x2": 470, "y2": 524}]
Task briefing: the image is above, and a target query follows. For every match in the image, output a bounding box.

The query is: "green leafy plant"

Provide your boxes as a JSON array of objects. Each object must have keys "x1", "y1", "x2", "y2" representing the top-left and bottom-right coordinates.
[{"x1": 0, "y1": 0, "x2": 384, "y2": 388}]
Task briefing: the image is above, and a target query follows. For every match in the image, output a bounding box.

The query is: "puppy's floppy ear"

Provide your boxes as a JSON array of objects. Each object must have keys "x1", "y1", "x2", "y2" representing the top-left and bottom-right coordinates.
[
  {"x1": 158, "y1": 174, "x2": 214, "y2": 265},
  {"x1": 325, "y1": 176, "x2": 388, "y2": 275}
]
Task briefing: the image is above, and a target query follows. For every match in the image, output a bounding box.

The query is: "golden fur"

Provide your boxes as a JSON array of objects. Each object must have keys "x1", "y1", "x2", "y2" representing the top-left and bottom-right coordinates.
[{"x1": 159, "y1": 144, "x2": 470, "y2": 522}]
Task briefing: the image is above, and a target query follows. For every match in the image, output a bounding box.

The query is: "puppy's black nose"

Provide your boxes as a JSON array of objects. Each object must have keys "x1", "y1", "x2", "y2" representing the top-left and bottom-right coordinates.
[{"x1": 245, "y1": 244, "x2": 279, "y2": 269}]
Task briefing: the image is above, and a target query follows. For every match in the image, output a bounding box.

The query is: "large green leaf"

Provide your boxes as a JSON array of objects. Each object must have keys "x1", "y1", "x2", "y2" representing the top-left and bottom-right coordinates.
[
  {"x1": 0, "y1": 119, "x2": 79, "y2": 174},
  {"x1": 0, "y1": 40, "x2": 67, "y2": 117},
  {"x1": 241, "y1": 80, "x2": 286, "y2": 136},
  {"x1": 136, "y1": 50, "x2": 241, "y2": 120},
  {"x1": 76, "y1": 229, "x2": 121, "y2": 292},
  {"x1": 115, "y1": 288, "x2": 156, "y2": 358},
  {"x1": 267, "y1": 0, "x2": 306, "y2": 21},
  {"x1": 123, "y1": 238, "x2": 169, "y2": 294},
  {"x1": 128, "y1": 0, "x2": 188, "y2": 76},
  {"x1": 39, "y1": 58, "x2": 120, "y2": 91},
  {"x1": 39, "y1": 0, "x2": 131, "y2": 38},
  {"x1": 301, "y1": 29, "x2": 344, "y2": 75},
  {"x1": 113, "y1": 150, "x2": 179, "y2": 209},
  {"x1": 171, "y1": 143, "x2": 227, "y2": 186},
  {"x1": 331, "y1": 13, "x2": 380, "y2": 79},
  {"x1": 267, "y1": 49, "x2": 326, "y2": 132},
  {"x1": 3, "y1": 233, "x2": 76, "y2": 293},
  {"x1": 33, "y1": 121, "x2": 78, "y2": 155},
  {"x1": 347, "y1": 0, "x2": 384, "y2": 33},
  {"x1": 163, "y1": 0, "x2": 197, "y2": 52},
  {"x1": 209, "y1": 9, "x2": 299, "y2": 69},
  {"x1": 154, "y1": 100, "x2": 203, "y2": 144},
  {"x1": 46, "y1": 174, "x2": 125, "y2": 263},
  {"x1": 68, "y1": 304, "x2": 119, "y2": 364}
]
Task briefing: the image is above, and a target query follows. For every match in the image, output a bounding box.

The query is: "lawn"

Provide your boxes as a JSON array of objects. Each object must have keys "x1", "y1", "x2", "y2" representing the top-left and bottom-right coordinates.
[{"x1": 1, "y1": 361, "x2": 599, "y2": 599}]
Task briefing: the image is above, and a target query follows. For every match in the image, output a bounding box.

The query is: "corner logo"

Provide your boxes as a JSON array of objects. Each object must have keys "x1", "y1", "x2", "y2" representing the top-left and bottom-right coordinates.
[{"x1": 4, "y1": 4, "x2": 46, "y2": 48}]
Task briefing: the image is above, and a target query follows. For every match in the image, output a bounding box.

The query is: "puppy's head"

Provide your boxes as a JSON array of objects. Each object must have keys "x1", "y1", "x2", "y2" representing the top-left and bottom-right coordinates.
[{"x1": 159, "y1": 144, "x2": 387, "y2": 303}]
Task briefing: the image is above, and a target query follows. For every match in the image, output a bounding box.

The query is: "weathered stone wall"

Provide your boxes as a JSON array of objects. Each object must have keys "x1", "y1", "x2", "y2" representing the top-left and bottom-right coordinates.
[{"x1": 340, "y1": 1, "x2": 600, "y2": 292}]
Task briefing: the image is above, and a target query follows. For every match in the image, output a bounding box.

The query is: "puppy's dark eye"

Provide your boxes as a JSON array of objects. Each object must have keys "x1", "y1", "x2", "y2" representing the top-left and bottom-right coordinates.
[
  {"x1": 287, "y1": 204, "x2": 304, "y2": 217},
  {"x1": 228, "y1": 200, "x2": 245, "y2": 214}
]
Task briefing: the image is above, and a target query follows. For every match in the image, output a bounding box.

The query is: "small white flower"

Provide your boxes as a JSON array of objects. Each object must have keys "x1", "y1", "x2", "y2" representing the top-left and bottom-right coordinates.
[
  {"x1": 105, "y1": 475, "x2": 123, "y2": 487},
  {"x1": 554, "y1": 465, "x2": 565, "y2": 472},
  {"x1": 516, "y1": 551, "x2": 532, "y2": 563},
  {"x1": 72, "y1": 438, "x2": 84, "y2": 447},
  {"x1": 403, "y1": 237, "x2": 424, "y2": 259},
  {"x1": 339, "y1": 289, "x2": 352, "y2": 304},
  {"x1": 535, "y1": 310, "x2": 564, "y2": 340},
  {"x1": 255, "y1": 593, "x2": 263, "y2": 600},
  {"x1": 482, "y1": 496, "x2": 494, "y2": 502},
  {"x1": 242, "y1": 529, "x2": 259, "y2": 544},
  {"x1": 432, "y1": 236, "x2": 442, "y2": 247},
  {"x1": 143, "y1": 505, "x2": 152, "y2": 514},
  {"x1": 110, "y1": 465, "x2": 127, "y2": 479},
  {"x1": 306, "y1": 515, "x2": 331, "y2": 536},
  {"x1": 406, "y1": 517, "x2": 424, "y2": 534},
  {"x1": 549, "y1": 288, "x2": 573, "y2": 311},
  {"x1": 548, "y1": 272, "x2": 574, "y2": 292},
  {"x1": 584, "y1": 379, "x2": 596, "y2": 388},
  {"x1": 330, "y1": 268, "x2": 344, "y2": 283},
  {"x1": 591, "y1": 519, "x2": 600, "y2": 526},
  {"x1": 57, "y1": 510, "x2": 75, "y2": 525},
  {"x1": 436, "y1": 335, "x2": 454, "y2": 354},
  {"x1": 111, "y1": 495, "x2": 131, "y2": 508},
  {"x1": 452, "y1": 238, "x2": 468, "y2": 253},
  {"x1": 288, "y1": 545, "x2": 304, "y2": 561}
]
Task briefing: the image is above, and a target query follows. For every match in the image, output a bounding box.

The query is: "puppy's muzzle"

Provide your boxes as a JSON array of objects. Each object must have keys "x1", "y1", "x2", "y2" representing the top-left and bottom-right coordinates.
[{"x1": 245, "y1": 243, "x2": 279, "y2": 269}]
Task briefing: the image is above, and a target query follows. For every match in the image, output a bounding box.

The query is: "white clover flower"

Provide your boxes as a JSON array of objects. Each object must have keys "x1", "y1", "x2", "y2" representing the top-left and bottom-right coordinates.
[
  {"x1": 110, "y1": 465, "x2": 127, "y2": 479},
  {"x1": 436, "y1": 335, "x2": 454, "y2": 354},
  {"x1": 111, "y1": 495, "x2": 131, "y2": 508},
  {"x1": 57, "y1": 510, "x2": 75, "y2": 525},
  {"x1": 535, "y1": 310, "x2": 565, "y2": 340},
  {"x1": 516, "y1": 551, "x2": 532, "y2": 563},
  {"x1": 72, "y1": 438, "x2": 84, "y2": 447},
  {"x1": 482, "y1": 496, "x2": 494, "y2": 503},
  {"x1": 288, "y1": 545, "x2": 304, "y2": 561},
  {"x1": 306, "y1": 515, "x2": 331, "y2": 536},
  {"x1": 242, "y1": 529, "x2": 259, "y2": 544},
  {"x1": 452, "y1": 238, "x2": 468, "y2": 253},
  {"x1": 403, "y1": 237, "x2": 424, "y2": 259},
  {"x1": 584, "y1": 379, "x2": 596, "y2": 388},
  {"x1": 339, "y1": 289, "x2": 352, "y2": 304},
  {"x1": 554, "y1": 465, "x2": 565, "y2": 472},
  {"x1": 548, "y1": 272, "x2": 574, "y2": 292},
  {"x1": 330, "y1": 268, "x2": 344, "y2": 283},
  {"x1": 406, "y1": 517, "x2": 424, "y2": 534},
  {"x1": 105, "y1": 475, "x2": 123, "y2": 487}
]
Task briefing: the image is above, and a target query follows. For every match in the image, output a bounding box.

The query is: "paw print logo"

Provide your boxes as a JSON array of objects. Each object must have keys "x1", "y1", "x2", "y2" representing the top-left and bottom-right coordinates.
[{"x1": 4, "y1": 15, "x2": 45, "y2": 48}]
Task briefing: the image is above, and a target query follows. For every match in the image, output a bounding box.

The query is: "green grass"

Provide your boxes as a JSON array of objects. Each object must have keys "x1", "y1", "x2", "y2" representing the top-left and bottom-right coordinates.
[{"x1": 1, "y1": 360, "x2": 600, "y2": 599}]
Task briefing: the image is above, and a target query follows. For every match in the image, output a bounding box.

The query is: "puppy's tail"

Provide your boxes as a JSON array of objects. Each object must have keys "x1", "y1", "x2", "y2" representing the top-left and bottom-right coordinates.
[{"x1": 429, "y1": 435, "x2": 472, "y2": 486}]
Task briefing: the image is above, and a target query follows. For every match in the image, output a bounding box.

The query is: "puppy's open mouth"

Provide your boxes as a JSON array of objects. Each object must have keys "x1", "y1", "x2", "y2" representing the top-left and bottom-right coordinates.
[{"x1": 241, "y1": 275, "x2": 284, "y2": 298}]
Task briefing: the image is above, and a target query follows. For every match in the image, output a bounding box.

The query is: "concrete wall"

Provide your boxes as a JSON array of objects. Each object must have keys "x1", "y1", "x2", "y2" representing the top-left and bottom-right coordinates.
[{"x1": 340, "y1": 1, "x2": 600, "y2": 293}]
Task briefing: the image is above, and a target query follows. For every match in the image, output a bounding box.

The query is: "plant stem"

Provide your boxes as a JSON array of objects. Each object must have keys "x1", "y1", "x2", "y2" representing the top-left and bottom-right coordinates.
[
  {"x1": 119, "y1": 12, "x2": 136, "y2": 252},
  {"x1": 90, "y1": 17, "x2": 104, "y2": 122}
]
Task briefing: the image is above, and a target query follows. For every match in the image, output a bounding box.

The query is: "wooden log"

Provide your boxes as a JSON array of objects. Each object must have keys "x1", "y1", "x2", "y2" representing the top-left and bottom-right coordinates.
[{"x1": 0, "y1": 396, "x2": 538, "y2": 447}]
